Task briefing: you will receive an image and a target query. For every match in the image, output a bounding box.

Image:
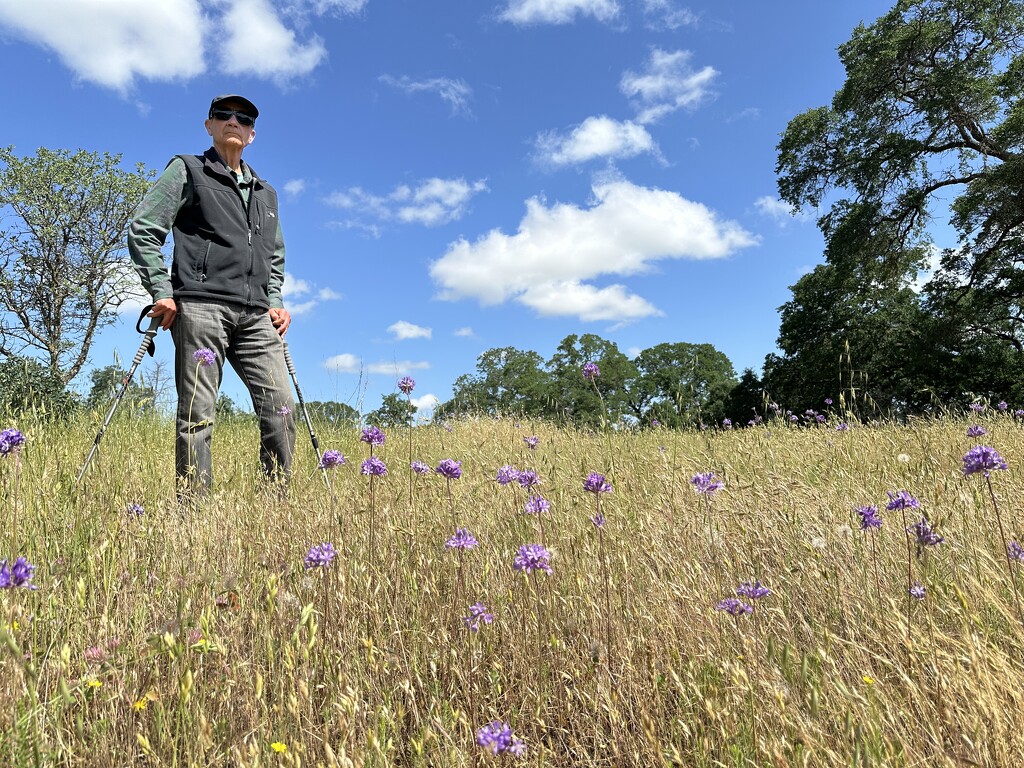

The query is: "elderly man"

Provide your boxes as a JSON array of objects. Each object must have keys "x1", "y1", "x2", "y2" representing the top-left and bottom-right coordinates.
[{"x1": 129, "y1": 94, "x2": 296, "y2": 497}]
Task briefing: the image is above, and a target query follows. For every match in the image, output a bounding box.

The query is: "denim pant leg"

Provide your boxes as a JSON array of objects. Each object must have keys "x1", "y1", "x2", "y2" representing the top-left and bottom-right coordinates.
[
  {"x1": 172, "y1": 300, "x2": 232, "y2": 492},
  {"x1": 226, "y1": 308, "x2": 296, "y2": 482}
]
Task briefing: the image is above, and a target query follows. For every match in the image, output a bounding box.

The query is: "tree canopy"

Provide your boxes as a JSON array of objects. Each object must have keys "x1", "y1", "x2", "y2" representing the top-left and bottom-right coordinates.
[{"x1": 0, "y1": 146, "x2": 153, "y2": 384}]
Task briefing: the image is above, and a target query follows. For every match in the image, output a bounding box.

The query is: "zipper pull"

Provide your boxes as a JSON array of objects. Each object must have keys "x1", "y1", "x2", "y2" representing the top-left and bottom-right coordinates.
[{"x1": 248, "y1": 230, "x2": 252, "y2": 245}]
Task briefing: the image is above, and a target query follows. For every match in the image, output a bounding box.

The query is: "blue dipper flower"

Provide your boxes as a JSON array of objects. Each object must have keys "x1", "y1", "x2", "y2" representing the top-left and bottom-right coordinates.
[
  {"x1": 583, "y1": 472, "x2": 612, "y2": 494},
  {"x1": 476, "y1": 721, "x2": 525, "y2": 756},
  {"x1": 397, "y1": 376, "x2": 415, "y2": 395},
  {"x1": 856, "y1": 505, "x2": 882, "y2": 530},
  {"x1": 0, "y1": 428, "x2": 26, "y2": 456},
  {"x1": 435, "y1": 459, "x2": 463, "y2": 479},
  {"x1": 962, "y1": 445, "x2": 1008, "y2": 477},
  {"x1": 304, "y1": 543, "x2": 337, "y2": 569},
  {"x1": 192, "y1": 348, "x2": 217, "y2": 367},
  {"x1": 360, "y1": 456, "x2": 388, "y2": 476},
  {"x1": 463, "y1": 602, "x2": 494, "y2": 632},
  {"x1": 360, "y1": 426, "x2": 386, "y2": 446},
  {"x1": 445, "y1": 528, "x2": 478, "y2": 550},
  {"x1": 513, "y1": 544, "x2": 552, "y2": 575},
  {"x1": 582, "y1": 362, "x2": 600, "y2": 381},
  {"x1": 318, "y1": 450, "x2": 346, "y2": 469}
]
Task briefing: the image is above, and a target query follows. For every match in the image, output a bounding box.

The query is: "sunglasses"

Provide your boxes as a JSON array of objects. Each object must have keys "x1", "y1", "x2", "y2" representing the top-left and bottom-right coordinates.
[{"x1": 210, "y1": 109, "x2": 255, "y2": 127}]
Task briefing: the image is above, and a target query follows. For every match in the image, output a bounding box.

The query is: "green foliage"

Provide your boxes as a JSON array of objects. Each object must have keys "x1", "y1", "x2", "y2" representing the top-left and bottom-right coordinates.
[
  {"x1": 437, "y1": 347, "x2": 550, "y2": 419},
  {"x1": 546, "y1": 334, "x2": 637, "y2": 428},
  {"x1": 0, "y1": 146, "x2": 154, "y2": 383},
  {"x1": 774, "y1": 0, "x2": 1024, "y2": 410},
  {"x1": 366, "y1": 393, "x2": 415, "y2": 427},
  {"x1": 305, "y1": 400, "x2": 360, "y2": 427},
  {"x1": 724, "y1": 368, "x2": 766, "y2": 425},
  {"x1": 629, "y1": 342, "x2": 736, "y2": 427},
  {"x1": 85, "y1": 364, "x2": 156, "y2": 414},
  {"x1": 0, "y1": 355, "x2": 78, "y2": 418}
]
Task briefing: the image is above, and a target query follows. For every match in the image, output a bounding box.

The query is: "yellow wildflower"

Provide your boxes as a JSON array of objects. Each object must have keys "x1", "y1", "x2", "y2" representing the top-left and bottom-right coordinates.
[
  {"x1": 271, "y1": 742, "x2": 287, "y2": 753},
  {"x1": 863, "y1": 675, "x2": 875, "y2": 685}
]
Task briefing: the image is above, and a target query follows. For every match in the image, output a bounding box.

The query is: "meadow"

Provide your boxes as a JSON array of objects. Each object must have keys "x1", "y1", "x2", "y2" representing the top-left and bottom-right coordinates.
[{"x1": 2, "y1": 407, "x2": 1024, "y2": 767}]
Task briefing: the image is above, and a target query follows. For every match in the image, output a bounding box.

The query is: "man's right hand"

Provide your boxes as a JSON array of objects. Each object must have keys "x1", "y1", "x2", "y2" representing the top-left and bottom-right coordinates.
[{"x1": 149, "y1": 298, "x2": 178, "y2": 330}]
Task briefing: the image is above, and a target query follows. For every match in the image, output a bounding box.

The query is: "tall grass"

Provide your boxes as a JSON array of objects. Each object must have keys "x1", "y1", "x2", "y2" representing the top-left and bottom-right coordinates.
[{"x1": 2, "y1": 410, "x2": 1023, "y2": 766}]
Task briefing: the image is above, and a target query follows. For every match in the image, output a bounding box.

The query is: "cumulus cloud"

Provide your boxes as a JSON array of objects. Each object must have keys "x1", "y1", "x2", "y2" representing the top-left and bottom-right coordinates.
[
  {"x1": 0, "y1": 0, "x2": 352, "y2": 90},
  {"x1": 641, "y1": 0, "x2": 697, "y2": 30},
  {"x1": 499, "y1": 0, "x2": 619, "y2": 25},
  {"x1": 411, "y1": 393, "x2": 439, "y2": 411},
  {"x1": 325, "y1": 177, "x2": 487, "y2": 228},
  {"x1": 430, "y1": 179, "x2": 757, "y2": 322},
  {"x1": 454, "y1": 327, "x2": 475, "y2": 337},
  {"x1": 388, "y1": 321, "x2": 432, "y2": 340},
  {"x1": 620, "y1": 48, "x2": 717, "y2": 124},
  {"x1": 283, "y1": 179, "x2": 307, "y2": 197},
  {"x1": 282, "y1": 272, "x2": 342, "y2": 316},
  {"x1": 323, "y1": 354, "x2": 430, "y2": 375},
  {"x1": 754, "y1": 195, "x2": 814, "y2": 225},
  {"x1": 379, "y1": 74, "x2": 472, "y2": 116},
  {"x1": 535, "y1": 116, "x2": 658, "y2": 167},
  {"x1": 0, "y1": 0, "x2": 207, "y2": 91}
]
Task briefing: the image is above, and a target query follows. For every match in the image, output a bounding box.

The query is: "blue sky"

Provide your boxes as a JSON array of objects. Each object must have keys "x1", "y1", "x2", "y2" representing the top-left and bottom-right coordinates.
[{"x1": 0, "y1": 0, "x2": 897, "y2": 417}]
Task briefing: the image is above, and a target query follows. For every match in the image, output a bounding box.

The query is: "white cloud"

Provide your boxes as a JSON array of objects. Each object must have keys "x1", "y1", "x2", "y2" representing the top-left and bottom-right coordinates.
[
  {"x1": 641, "y1": 0, "x2": 697, "y2": 30},
  {"x1": 626, "y1": 346, "x2": 642, "y2": 358},
  {"x1": 430, "y1": 179, "x2": 757, "y2": 323},
  {"x1": 411, "y1": 393, "x2": 439, "y2": 411},
  {"x1": 325, "y1": 177, "x2": 487, "y2": 227},
  {"x1": 283, "y1": 179, "x2": 306, "y2": 197},
  {"x1": 379, "y1": 74, "x2": 472, "y2": 116},
  {"x1": 367, "y1": 360, "x2": 430, "y2": 375},
  {"x1": 536, "y1": 116, "x2": 658, "y2": 167},
  {"x1": 454, "y1": 327, "x2": 475, "y2": 337},
  {"x1": 217, "y1": 0, "x2": 326, "y2": 81},
  {"x1": 754, "y1": 195, "x2": 813, "y2": 225},
  {"x1": 388, "y1": 321, "x2": 432, "y2": 340},
  {"x1": 324, "y1": 354, "x2": 430, "y2": 375},
  {"x1": 0, "y1": 0, "x2": 207, "y2": 91},
  {"x1": 282, "y1": 272, "x2": 341, "y2": 316},
  {"x1": 499, "y1": 0, "x2": 619, "y2": 25},
  {"x1": 324, "y1": 353, "x2": 361, "y2": 372},
  {"x1": 0, "y1": 0, "x2": 348, "y2": 90},
  {"x1": 620, "y1": 48, "x2": 717, "y2": 124}
]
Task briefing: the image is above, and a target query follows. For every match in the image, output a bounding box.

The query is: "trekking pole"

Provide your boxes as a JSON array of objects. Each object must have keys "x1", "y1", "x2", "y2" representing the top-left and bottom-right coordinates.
[
  {"x1": 282, "y1": 341, "x2": 330, "y2": 488},
  {"x1": 77, "y1": 305, "x2": 160, "y2": 483}
]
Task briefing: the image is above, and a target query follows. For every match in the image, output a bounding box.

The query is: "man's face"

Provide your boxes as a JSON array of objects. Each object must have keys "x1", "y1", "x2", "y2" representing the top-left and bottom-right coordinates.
[{"x1": 205, "y1": 101, "x2": 256, "y2": 150}]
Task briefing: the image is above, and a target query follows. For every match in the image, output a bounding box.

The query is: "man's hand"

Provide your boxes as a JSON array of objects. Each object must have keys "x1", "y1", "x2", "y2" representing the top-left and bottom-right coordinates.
[
  {"x1": 269, "y1": 307, "x2": 291, "y2": 336},
  {"x1": 148, "y1": 298, "x2": 177, "y2": 330}
]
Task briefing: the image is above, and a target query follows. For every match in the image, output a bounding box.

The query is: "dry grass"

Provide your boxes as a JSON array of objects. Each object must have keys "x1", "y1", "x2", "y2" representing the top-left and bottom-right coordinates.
[{"x1": 2, "y1": 411, "x2": 1024, "y2": 767}]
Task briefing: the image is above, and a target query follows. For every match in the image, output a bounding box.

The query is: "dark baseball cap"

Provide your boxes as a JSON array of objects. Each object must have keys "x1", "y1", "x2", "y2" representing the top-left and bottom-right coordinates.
[{"x1": 209, "y1": 94, "x2": 259, "y2": 119}]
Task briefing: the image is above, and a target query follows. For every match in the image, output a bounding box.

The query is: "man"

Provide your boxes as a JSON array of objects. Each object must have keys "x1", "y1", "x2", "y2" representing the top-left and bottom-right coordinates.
[{"x1": 129, "y1": 94, "x2": 296, "y2": 497}]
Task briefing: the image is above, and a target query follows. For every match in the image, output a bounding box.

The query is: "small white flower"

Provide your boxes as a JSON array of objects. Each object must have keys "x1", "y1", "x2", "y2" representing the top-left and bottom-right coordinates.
[{"x1": 897, "y1": 453, "x2": 911, "y2": 464}]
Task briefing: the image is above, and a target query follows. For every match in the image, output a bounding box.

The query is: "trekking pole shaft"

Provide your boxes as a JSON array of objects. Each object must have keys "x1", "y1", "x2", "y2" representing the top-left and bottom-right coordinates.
[
  {"x1": 76, "y1": 317, "x2": 160, "y2": 483},
  {"x1": 283, "y1": 342, "x2": 329, "y2": 487}
]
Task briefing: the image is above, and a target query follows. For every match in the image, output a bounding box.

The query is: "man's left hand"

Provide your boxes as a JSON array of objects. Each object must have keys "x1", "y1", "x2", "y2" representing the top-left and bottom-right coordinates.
[{"x1": 269, "y1": 308, "x2": 291, "y2": 337}]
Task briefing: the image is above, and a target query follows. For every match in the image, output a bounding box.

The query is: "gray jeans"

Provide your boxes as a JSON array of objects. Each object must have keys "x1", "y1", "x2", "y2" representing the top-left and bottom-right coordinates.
[{"x1": 172, "y1": 298, "x2": 296, "y2": 492}]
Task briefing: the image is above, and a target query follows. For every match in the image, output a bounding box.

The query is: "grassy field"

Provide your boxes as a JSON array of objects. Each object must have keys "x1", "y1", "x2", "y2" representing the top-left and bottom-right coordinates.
[{"x1": 2, "y1": 409, "x2": 1024, "y2": 767}]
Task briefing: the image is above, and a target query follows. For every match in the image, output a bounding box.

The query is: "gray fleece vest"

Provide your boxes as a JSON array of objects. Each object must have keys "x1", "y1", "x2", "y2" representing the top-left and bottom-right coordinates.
[{"x1": 170, "y1": 149, "x2": 279, "y2": 308}]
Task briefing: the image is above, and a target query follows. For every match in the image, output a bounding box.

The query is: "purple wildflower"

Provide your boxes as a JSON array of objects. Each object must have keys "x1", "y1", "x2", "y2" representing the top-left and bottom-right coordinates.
[
  {"x1": 398, "y1": 376, "x2": 415, "y2": 395},
  {"x1": 277, "y1": 405, "x2": 292, "y2": 416},
  {"x1": 435, "y1": 459, "x2": 463, "y2": 479},
  {"x1": 304, "y1": 543, "x2": 337, "y2": 569},
  {"x1": 126, "y1": 503, "x2": 144, "y2": 517},
  {"x1": 998, "y1": 401, "x2": 1009, "y2": 411},
  {"x1": 410, "y1": 460, "x2": 431, "y2": 475},
  {"x1": 651, "y1": 418, "x2": 660, "y2": 427},
  {"x1": 582, "y1": 362, "x2": 600, "y2": 381},
  {"x1": 907, "y1": 516, "x2": 944, "y2": 558},
  {"x1": 517, "y1": 469, "x2": 540, "y2": 489},
  {"x1": 360, "y1": 456, "x2": 388, "y2": 476},
  {"x1": 722, "y1": 418, "x2": 732, "y2": 429},
  {"x1": 909, "y1": 582, "x2": 926, "y2": 600},
  {"x1": 1015, "y1": 410, "x2": 1024, "y2": 419},
  {"x1": 715, "y1": 597, "x2": 752, "y2": 616},
  {"x1": 824, "y1": 398, "x2": 833, "y2": 406},
  {"x1": 496, "y1": 465, "x2": 520, "y2": 485},
  {"x1": 1008, "y1": 542, "x2": 1024, "y2": 562},
  {"x1": 463, "y1": 602, "x2": 494, "y2": 632},
  {"x1": 476, "y1": 721, "x2": 526, "y2": 757},
  {"x1": 815, "y1": 414, "x2": 827, "y2": 423},
  {"x1": 691, "y1": 472, "x2": 725, "y2": 495},
  {"x1": 319, "y1": 450, "x2": 346, "y2": 469},
  {"x1": 962, "y1": 445, "x2": 1008, "y2": 477},
  {"x1": 192, "y1": 348, "x2": 216, "y2": 367},
  {"x1": 590, "y1": 512, "x2": 606, "y2": 528},
  {"x1": 835, "y1": 422, "x2": 850, "y2": 431},
  {"x1": 523, "y1": 436, "x2": 539, "y2": 450},
  {"x1": 360, "y1": 426, "x2": 386, "y2": 446},
  {"x1": 885, "y1": 490, "x2": 921, "y2": 511},
  {"x1": 970, "y1": 403, "x2": 985, "y2": 413},
  {"x1": 967, "y1": 425, "x2": 987, "y2": 438},
  {"x1": 446, "y1": 528, "x2": 479, "y2": 550},
  {"x1": 0, "y1": 557, "x2": 37, "y2": 589},
  {"x1": 0, "y1": 428, "x2": 26, "y2": 456},
  {"x1": 583, "y1": 472, "x2": 612, "y2": 494},
  {"x1": 856, "y1": 505, "x2": 882, "y2": 530},
  {"x1": 737, "y1": 580, "x2": 771, "y2": 600},
  {"x1": 523, "y1": 495, "x2": 550, "y2": 515},
  {"x1": 513, "y1": 544, "x2": 552, "y2": 575}
]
